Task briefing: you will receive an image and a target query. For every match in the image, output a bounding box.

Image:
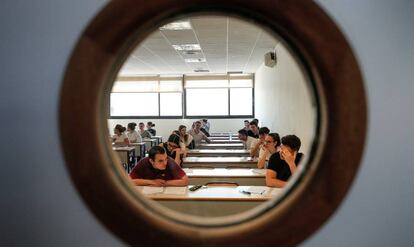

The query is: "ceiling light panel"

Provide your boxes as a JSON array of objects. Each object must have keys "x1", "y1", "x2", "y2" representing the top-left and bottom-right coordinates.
[
  {"x1": 172, "y1": 44, "x2": 201, "y2": 51},
  {"x1": 159, "y1": 21, "x2": 192, "y2": 30},
  {"x1": 185, "y1": 58, "x2": 206, "y2": 63}
]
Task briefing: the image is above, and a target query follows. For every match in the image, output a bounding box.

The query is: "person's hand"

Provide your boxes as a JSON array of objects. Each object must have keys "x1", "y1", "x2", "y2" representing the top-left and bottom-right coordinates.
[
  {"x1": 281, "y1": 149, "x2": 296, "y2": 166},
  {"x1": 150, "y1": 179, "x2": 166, "y2": 186}
]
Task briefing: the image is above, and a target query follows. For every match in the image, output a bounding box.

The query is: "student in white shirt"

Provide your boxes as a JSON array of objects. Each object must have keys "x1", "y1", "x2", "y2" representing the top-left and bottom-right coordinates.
[
  {"x1": 238, "y1": 129, "x2": 257, "y2": 151},
  {"x1": 257, "y1": 133, "x2": 280, "y2": 169},
  {"x1": 188, "y1": 121, "x2": 211, "y2": 148},
  {"x1": 250, "y1": 127, "x2": 270, "y2": 158},
  {"x1": 138, "y1": 122, "x2": 152, "y2": 139},
  {"x1": 112, "y1": 124, "x2": 130, "y2": 146},
  {"x1": 127, "y1": 122, "x2": 142, "y2": 143}
]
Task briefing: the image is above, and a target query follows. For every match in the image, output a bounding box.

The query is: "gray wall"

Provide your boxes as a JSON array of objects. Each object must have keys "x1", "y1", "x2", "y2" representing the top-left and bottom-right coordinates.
[{"x1": 1, "y1": 0, "x2": 413, "y2": 246}]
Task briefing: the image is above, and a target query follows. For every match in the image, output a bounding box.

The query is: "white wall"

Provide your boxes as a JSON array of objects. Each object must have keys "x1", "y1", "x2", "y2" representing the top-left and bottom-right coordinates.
[
  {"x1": 254, "y1": 43, "x2": 316, "y2": 154},
  {"x1": 108, "y1": 118, "x2": 248, "y2": 140},
  {"x1": 1, "y1": 1, "x2": 414, "y2": 246}
]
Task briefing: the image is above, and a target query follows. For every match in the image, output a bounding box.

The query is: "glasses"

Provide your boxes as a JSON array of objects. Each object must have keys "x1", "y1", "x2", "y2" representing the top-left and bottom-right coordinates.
[{"x1": 264, "y1": 140, "x2": 274, "y2": 144}]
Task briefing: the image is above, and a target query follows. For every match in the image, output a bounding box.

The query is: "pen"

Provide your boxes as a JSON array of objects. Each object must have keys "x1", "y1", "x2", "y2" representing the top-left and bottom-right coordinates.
[{"x1": 240, "y1": 190, "x2": 251, "y2": 195}]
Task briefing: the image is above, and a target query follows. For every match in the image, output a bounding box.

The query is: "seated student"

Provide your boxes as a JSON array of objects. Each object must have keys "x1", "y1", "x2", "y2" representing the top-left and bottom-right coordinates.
[
  {"x1": 112, "y1": 124, "x2": 130, "y2": 146},
  {"x1": 138, "y1": 122, "x2": 152, "y2": 139},
  {"x1": 159, "y1": 134, "x2": 183, "y2": 166},
  {"x1": 238, "y1": 129, "x2": 257, "y2": 151},
  {"x1": 178, "y1": 125, "x2": 193, "y2": 150},
  {"x1": 250, "y1": 127, "x2": 270, "y2": 158},
  {"x1": 129, "y1": 146, "x2": 188, "y2": 187},
  {"x1": 147, "y1": 121, "x2": 156, "y2": 136},
  {"x1": 266, "y1": 135, "x2": 303, "y2": 188},
  {"x1": 188, "y1": 121, "x2": 211, "y2": 148},
  {"x1": 201, "y1": 119, "x2": 211, "y2": 133},
  {"x1": 243, "y1": 120, "x2": 250, "y2": 131},
  {"x1": 200, "y1": 119, "x2": 210, "y2": 137},
  {"x1": 127, "y1": 122, "x2": 142, "y2": 143},
  {"x1": 247, "y1": 121, "x2": 260, "y2": 138},
  {"x1": 257, "y1": 133, "x2": 280, "y2": 169}
]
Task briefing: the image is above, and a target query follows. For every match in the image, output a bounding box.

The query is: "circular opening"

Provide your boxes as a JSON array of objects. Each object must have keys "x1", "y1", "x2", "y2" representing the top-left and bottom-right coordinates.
[{"x1": 60, "y1": 1, "x2": 366, "y2": 246}]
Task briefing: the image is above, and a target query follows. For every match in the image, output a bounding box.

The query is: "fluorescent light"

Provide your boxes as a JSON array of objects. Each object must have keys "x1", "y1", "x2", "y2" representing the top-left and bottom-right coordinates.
[
  {"x1": 185, "y1": 58, "x2": 206, "y2": 63},
  {"x1": 172, "y1": 44, "x2": 201, "y2": 51},
  {"x1": 160, "y1": 21, "x2": 192, "y2": 30},
  {"x1": 193, "y1": 69, "x2": 210, "y2": 72}
]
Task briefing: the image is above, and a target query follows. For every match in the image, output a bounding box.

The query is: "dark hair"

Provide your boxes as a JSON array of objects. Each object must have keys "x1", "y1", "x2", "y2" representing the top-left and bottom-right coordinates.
[
  {"x1": 114, "y1": 124, "x2": 126, "y2": 133},
  {"x1": 258, "y1": 127, "x2": 270, "y2": 135},
  {"x1": 249, "y1": 121, "x2": 258, "y2": 127},
  {"x1": 178, "y1": 125, "x2": 189, "y2": 142},
  {"x1": 139, "y1": 122, "x2": 144, "y2": 126},
  {"x1": 167, "y1": 133, "x2": 180, "y2": 146},
  {"x1": 281, "y1": 135, "x2": 301, "y2": 151},
  {"x1": 244, "y1": 120, "x2": 250, "y2": 123},
  {"x1": 253, "y1": 118, "x2": 259, "y2": 124},
  {"x1": 268, "y1": 133, "x2": 281, "y2": 147},
  {"x1": 238, "y1": 129, "x2": 248, "y2": 136},
  {"x1": 148, "y1": 146, "x2": 166, "y2": 160},
  {"x1": 202, "y1": 119, "x2": 207, "y2": 123},
  {"x1": 127, "y1": 122, "x2": 137, "y2": 130},
  {"x1": 147, "y1": 121, "x2": 155, "y2": 127},
  {"x1": 195, "y1": 120, "x2": 201, "y2": 125}
]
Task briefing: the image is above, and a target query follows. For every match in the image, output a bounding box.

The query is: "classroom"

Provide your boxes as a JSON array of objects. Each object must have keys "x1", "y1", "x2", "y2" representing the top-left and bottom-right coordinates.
[{"x1": 109, "y1": 15, "x2": 316, "y2": 217}]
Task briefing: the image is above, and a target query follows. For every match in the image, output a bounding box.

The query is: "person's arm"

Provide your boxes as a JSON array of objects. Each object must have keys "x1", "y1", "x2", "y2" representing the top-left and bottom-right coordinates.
[
  {"x1": 129, "y1": 177, "x2": 166, "y2": 186},
  {"x1": 123, "y1": 137, "x2": 130, "y2": 145},
  {"x1": 265, "y1": 169, "x2": 287, "y2": 188},
  {"x1": 202, "y1": 133, "x2": 211, "y2": 143},
  {"x1": 165, "y1": 175, "x2": 189, "y2": 186},
  {"x1": 173, "y1": 148, "x2": 182, "y2": 165},
  {"x1": 250, "y1": 139, "x2": 262, "y2": 157},
  {"x1": 257, "y1": 148, "x2": 269, "y2": 169}
]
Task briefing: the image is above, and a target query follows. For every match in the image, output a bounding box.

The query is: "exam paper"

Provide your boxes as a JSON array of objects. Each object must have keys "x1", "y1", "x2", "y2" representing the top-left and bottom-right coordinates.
[
  {"x1": 163, "y1": 187, "x2": 187, "y2": 195},
  {"x1": 142, "y1": 186, "x2": 164, "y2": 194}
]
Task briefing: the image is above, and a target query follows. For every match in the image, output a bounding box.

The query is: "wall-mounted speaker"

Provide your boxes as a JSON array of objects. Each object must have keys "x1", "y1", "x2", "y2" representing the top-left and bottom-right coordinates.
[{"x1": 264, "y1": 51, "x2": 277, "y2": 67}]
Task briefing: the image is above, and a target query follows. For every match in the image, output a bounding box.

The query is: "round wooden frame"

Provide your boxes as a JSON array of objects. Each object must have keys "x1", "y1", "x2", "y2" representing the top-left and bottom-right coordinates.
[{"x1": 59, "y1": 0, "x2": 366, "y2": 246}]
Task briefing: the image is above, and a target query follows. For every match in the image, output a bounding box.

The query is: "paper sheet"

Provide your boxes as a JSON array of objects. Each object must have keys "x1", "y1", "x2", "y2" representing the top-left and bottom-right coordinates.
[
  {"x1": 246, "y1": 186, "x2": 267, "y2": 194},
  {"x1": 251, "y1": 169, "x2": 266, "y2": 175},
  {"x1": 163, "y1": 187, "x2": 187, "y2": 195},
  {"x1": 142, "y1": 186, "x2": 164, "y2": 194}
]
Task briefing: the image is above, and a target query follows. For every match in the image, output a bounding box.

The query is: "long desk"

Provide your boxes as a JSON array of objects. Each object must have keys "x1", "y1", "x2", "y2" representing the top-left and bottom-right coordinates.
[
  {"x1": 184, "y1": 168, "x2": 266, "y2": 186},
  {"x1": 182, "y1": 157, "x2": 257, "y2": 168},
  {"x1": 207, "y1": 139, "x2": 243, "y2": 144},
  {"x1": 137, "y1": 185, "x2": 282, "y2": 217},
  {"x1": 210, "y1": 133, "x2": 239, "y2": 138},
  {"x1": 209, "y1": 136, "x2": 239, "y2": 141},
  {"x1": 186, "y1": 149, "x2": 250, "y2": 157},
  {"x1": 129, "y1": 142, "x2": 146, "y2": 160},
  {"x1": 151, "y1": 136, "x2": 163, "y2": 145},
  {"x1": 113, "y1": 146, "x2": 135, "y2": 172},
  {"x1": 198, "y1": 143, "x2": 245, "y2": 150}
]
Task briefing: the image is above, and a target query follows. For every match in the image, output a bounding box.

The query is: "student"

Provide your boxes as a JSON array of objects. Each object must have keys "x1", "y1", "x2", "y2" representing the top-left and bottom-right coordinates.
[
  {"x1": 178, "y1": 125, "x2": 193, "y2": 150},
  {"x1": 129, "y1": 146, "x2": 188, "y2": 186},
  {"x1": 238, "y1": 129, "x2": 256, "y2": 151},
  {"x1": 266, "y1": 135, "x2": 303, "y2": 188},
  {"x1": 112, "y1": 124, "x2": 130, "y2": 146},
  {"x1": 257, "y1": 133, "x2": 280, "y2": 169},
  {"x1": 159, "y1": 134, "x2": 183, "y2": 166},
  {"x1": 200, "y1": 119, "x2": 210, "y2": 137},
  {"x1": 247, "y1": 121, "x2": 260, "y2": 138},
  {"x1": 147, "y1": 121, "x2": 156, "y2": 136},
  {"x1": 188, "y1": 121, "x2": 211, "y2": 148},
  {"x1": 127, "y1": 122, "x2": 142, "y2": 143},
  {"x1": 243, "y1": 120, "x2": 250, "y2": 131},
  {"x1": 250, "y1": 127, "x2": 270, "y2": 158},
  {"x1": 138, "y1": 122, "x2": 152, "y2": 139},
  {"x1": 201, "y1": 119, "x2": 210, "y2": 133}
]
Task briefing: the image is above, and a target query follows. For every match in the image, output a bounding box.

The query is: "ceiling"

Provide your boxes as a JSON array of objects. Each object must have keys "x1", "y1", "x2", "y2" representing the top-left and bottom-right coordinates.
[{"x1": 118, "y1": 16, "x2": 279, "y2": 76}]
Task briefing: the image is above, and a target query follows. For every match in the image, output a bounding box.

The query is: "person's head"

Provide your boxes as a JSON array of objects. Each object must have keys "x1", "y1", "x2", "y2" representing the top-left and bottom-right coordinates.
[
  {"x1": 202, "y1": 119, "x2": 208, "y2": 123},
  {"x1": 167, "y1": 134, "x2": 180, "y2": 151},
  {"x1": 280, "y1": 135, "x2": 301, "y2": 160},
  {"x1": 148, "y1": 146, "x2": 168, "y2": 170},
  {"x1": 114, "y1": 124, "x2": 126, "y2": 135},
  {"x1": 244, "y1": 120, "x2": 250, "y2": 128},
  {"x1": 265, "y1": 133, "x2": 281, "y2": 150},
  {"x1": 138, "y1": 122, "x2": 145, "y2": 130},
  {"x1": 147, "y1": 121, "x2": 155, "y2": 129},
  {"x1": 127, "y1": 122, "x2": 137, "y2": 131},
  {"x1": 194, "y1": 121, "x2": 202, "y2": 130},
  {"x1": 178, "y1": 125, "x2": 187, "y2": 136},
  {"x1": 238, "y1": 129, "x2": 248, "y2": 141},
  {"x1": 249, "y1": 121, "x2": 259, "y2": 133},
  {"x1": 258, "y1": 127, "x2": 270, "y2": 140}
]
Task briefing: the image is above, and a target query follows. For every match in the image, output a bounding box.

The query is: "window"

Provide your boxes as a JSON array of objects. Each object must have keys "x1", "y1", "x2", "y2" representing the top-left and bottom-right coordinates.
[
  {"x1": 110, "y1": 76, "x2": 182, "y2": 117},
  {"x1": 184, "y1": 74, "x2": 254, "y2": 117}
]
